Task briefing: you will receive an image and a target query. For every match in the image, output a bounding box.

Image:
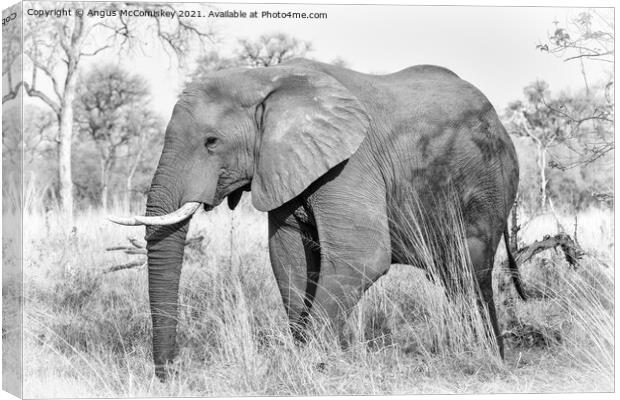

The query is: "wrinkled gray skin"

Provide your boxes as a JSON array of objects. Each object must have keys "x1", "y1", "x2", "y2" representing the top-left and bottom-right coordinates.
[{"x1": 143, "y1": 58, "x2": 519, "y2": 379}]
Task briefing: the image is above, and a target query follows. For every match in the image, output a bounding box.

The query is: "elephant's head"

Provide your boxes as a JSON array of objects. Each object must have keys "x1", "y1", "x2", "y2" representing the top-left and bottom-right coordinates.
[{"x1": 109, "y1": 61, "x2": 370, "y2": 379}]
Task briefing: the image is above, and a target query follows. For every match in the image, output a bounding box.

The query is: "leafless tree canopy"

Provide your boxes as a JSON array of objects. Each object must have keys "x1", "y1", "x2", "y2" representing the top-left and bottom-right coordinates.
[
  {"x1": 74, "y1": 64, "x2": 161, "y2": 209},
  {"x1": 189, "y1": 32, "x2": 312, "y2": 82}
]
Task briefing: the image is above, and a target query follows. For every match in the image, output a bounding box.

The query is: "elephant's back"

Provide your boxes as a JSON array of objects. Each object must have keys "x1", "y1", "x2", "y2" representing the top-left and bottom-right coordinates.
[
  {"x1": 385, "y1": 64, "x2": 460, "y2": 81},
  {"x1": 375, "y1": 76, "x2": 518, "y2": 224}
]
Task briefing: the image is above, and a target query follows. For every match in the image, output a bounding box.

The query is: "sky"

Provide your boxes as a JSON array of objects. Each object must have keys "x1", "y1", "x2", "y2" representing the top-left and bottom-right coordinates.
[
  {"x1": 99, "y1": 2, "x2": 613, "y2": 119},
  {"x1": 10, "y1": 1, "x2": 613, "y2": 121}
]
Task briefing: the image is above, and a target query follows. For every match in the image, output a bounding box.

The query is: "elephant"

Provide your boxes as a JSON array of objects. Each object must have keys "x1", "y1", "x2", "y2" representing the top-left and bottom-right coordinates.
[{"x1": 109, "y1": 58, "x2": 525, "y2": 379}]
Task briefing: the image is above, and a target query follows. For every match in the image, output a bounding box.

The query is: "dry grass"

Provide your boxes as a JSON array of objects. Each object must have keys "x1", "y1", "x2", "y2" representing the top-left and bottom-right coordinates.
[{"x1": 7, "y1": 195, "x2": 614, "y2": 397}]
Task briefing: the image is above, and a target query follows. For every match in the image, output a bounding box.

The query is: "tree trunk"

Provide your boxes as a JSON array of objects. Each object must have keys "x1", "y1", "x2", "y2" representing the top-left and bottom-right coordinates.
[
  {"x1": 56, "y1": 14, "x2": 86, "y2": 225},
  {"x1": 100, "y1": 157, "x2": 112, "y2": 210},
  {"x1": 510, "y1": 199, "x2": 519, "y2": 252},
  {"x1": 126, "y1": 133, "x2": 146, "y2": 213},
  {"x1": 125, "y1": 176, "x2": 132, "y2": 213},
  {"x1": 57, "y1": 95, "x2": 75, "y2": 223},
  {"x1": 102, "y1": 187, "x2": 108, "y2": 210},
  {"x1": 538, "y1": 145, "x2": 547, "y2": 211}
]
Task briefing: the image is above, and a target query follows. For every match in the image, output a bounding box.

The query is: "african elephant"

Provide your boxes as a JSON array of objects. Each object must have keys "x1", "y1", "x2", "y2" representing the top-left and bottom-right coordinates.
[{"x1": 110, "y1": 58, "x2": 525, "y2": 379}]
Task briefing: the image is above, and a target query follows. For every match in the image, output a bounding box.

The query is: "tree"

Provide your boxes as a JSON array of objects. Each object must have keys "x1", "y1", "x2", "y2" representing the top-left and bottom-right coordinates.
[
  {"x1": 537, "y1": 9, "x2": 613, "y2": 92},
  {"x1": 120, "y1": 107, "x2": 162, "y2": 212},
  {"x1": 505, "y1": 81, "x2": 568, "y2": 210},
  {"x1": 329, "y1": 57, "x2": 350, "y2": 68},
  {"x1": 6, "y1": 1, "x2": 214, "y2": 223},
  {"x1": 237, "y1": 33, "x2": 312, "y2": 67},
  {"x1": 191, "y1": 51, "x2": 244, "y2": 76},
  {"x1": 506, "y1": 79, "x2": 613, "y2": 211},
  {"x1": 506, "y1": 9, "x2": 614, "y2": 212},
  {"x1": 190, "y1": 32, "x2": 311, "y2": 82},
  {"x1": 74, "y1": 64, "x2": 160, "y2": 210},
  {"x1": 535, "y1": 9, "x2": 614, "y2": 172}
]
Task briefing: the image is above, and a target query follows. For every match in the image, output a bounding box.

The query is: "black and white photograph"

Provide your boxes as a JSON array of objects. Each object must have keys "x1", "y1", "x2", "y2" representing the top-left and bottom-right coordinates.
[{"x1": 1, "y1": 0, "x2": 615, "y2": 397}]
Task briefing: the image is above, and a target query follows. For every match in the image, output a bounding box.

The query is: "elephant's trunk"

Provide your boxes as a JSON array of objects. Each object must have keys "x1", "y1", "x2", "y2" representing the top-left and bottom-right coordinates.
[{"x1": 144, "y1": 185, "x2": 190, "y2": 380}]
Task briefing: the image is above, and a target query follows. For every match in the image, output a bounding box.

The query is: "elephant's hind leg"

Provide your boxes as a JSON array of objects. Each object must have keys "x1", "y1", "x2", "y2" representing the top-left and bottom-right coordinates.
[
  {"x1": 268, "y1": 206, "x2": 321, "y2": 342},
  {"x1": 467, "y1": 235, "x2": 504, "y2": 359}
]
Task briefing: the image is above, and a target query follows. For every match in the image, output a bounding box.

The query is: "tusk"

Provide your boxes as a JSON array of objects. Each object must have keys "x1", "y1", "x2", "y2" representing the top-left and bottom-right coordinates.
[{"x1": 108, "y1": 202, "x2": 202, "y2": 226}]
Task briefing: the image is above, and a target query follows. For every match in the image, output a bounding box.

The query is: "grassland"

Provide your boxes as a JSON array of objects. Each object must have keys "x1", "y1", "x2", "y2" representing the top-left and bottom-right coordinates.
[{"x1": 6, "y1": 198, "x2": 614, "y2": 397}]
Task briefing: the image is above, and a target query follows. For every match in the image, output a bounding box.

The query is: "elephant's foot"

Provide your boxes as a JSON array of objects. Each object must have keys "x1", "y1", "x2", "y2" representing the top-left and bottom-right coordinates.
[
  {"x1": 289, "y1": 315, "x2": 311, "y2": 344},
  {"x1": 291, "y1": 326, "x2": 308, "y2": 344},
  {"x1": 154, "y1": 360, "x2": 179, "y2": 382}
]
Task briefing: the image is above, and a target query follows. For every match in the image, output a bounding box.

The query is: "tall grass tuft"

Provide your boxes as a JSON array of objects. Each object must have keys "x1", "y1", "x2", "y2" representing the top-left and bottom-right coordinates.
[
  {"x1": 383, "y1": 186, "x2": 500, "y2": 364},
  {"x1": 509, "y1": 253, "x2": 614, "y2": 389},
  {"x1": 558, "y1": 261, "x2": 614, "y2": 388}
]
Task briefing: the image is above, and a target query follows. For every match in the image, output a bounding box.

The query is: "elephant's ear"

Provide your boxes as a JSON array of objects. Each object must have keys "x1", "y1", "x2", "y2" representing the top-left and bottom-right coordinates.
[{"x1": 250, "y1": 66, "x2": 370, "y2": 212}]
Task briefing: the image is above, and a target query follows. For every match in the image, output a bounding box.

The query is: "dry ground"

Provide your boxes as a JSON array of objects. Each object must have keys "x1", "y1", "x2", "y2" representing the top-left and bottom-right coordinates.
[{"x1": 4, "y1": 198, "x2": 613, "y2": 397}]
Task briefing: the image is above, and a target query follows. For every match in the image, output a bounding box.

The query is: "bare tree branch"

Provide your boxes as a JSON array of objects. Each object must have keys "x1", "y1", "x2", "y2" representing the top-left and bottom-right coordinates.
[
  {"x1": 80, "y1": 44, "x2": 112, "y2": 57},
  {"x1": 564, "y1": 52, "x2": 614, "y2": 63},
  {"x1": 22, "y1": 82, "x2": 61, "y2": 116},
  {"x1": 31, "y1": 59, "x2": 64, "y2": 102},
  {"x1": 3, "y1": 81, "x2": 23, "y2": 104}
]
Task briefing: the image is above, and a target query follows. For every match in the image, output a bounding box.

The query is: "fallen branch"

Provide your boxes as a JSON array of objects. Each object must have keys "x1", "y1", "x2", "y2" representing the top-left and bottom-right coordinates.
[
  {"x1": 105, "y1": 235, "x2": 146, "y2": 254},
  {"x1": 104, "y1": 261, "x2": 147, "y2": 274},
  {"x1": 104, "y1": 235, "x2": 204, "y2": 273},
  {"x1": 514, "y1": 232, "x2": 585, "y2": 267},
  {"x1": 128, "y1": 236, "x2": 146, "y2": 249},
  {"x1": 106, "y1": 235, "x2": 204, "y2": 254},
  {"x1": 185, "y1": 235, "x2": 204, "y2": 247},
  {"x1": 106, "y1": 246, "x2": 133, "y2": 251},
  {"x1": 500, "y1": 232, "x2": 587, "y2": 301}
]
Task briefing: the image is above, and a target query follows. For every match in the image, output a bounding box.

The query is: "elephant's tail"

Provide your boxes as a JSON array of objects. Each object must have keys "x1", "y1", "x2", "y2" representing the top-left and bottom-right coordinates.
[{"x1": 503, "y1": 227, "x2": 527, "y2": 301}]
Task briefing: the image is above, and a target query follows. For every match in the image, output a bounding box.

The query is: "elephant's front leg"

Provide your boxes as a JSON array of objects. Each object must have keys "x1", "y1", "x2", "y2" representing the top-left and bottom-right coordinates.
[
  {"x1": 268, "y1": 205, "x2": 320, "y2": 341},
  {"x1": 308, "y1": 186, "x2": 392, "y2": 344}
]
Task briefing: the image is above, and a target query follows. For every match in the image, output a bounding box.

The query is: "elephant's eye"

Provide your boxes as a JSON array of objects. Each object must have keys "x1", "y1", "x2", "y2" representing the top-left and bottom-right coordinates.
[{"x1": 204, "y1": 137, "x2": 218, "y2": 149}]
